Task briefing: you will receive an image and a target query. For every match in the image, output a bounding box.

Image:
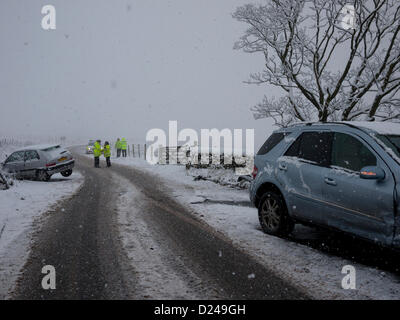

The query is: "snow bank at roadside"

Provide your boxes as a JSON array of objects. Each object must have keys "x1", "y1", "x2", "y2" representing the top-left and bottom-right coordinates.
[
  {"x1": 0, "y1": 171, "x2": 84, "y2": 299},
  {"x1": 188, "y1": 166, "x2": 251, "y2": 189},
  {"x1": 107, "y1": 155, "x2": 400, "y2": 300}
]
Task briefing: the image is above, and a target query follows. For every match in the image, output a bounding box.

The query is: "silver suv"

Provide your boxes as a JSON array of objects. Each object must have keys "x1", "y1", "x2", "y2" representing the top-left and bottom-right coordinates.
[
  {"x1": 1, "y1": 144, "x2": 75, "y2": 181},
  {"x1": 250, "y1": 122, "x2": 400, "y2": 248}
]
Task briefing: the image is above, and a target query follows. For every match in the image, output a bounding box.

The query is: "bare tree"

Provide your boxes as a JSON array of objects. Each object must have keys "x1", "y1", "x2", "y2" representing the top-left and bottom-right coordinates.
[{"x1": 234, "y1": 0, "x2": 400, "y2": 126}]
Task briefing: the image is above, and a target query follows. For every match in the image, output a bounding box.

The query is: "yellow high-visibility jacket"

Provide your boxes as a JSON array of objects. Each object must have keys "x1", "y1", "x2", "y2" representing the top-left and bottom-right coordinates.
[
  {"x1": 103, "y1": 145, "x2": 111, "y2": 157},
  {"x1": 94, "y1": 141, "x2": 102, "y2": 157},
  {"x1": 121, "y1": 138, "x2": 127, "y2": 150}
]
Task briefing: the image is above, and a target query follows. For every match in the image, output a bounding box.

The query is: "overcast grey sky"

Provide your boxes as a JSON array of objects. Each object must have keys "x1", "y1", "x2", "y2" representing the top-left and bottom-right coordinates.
[{"x1": 0, "y1": 0, "x2": 276, "y2": 147}]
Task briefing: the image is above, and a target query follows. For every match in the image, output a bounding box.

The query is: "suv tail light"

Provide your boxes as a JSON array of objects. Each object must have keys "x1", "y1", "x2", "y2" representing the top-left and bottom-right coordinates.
[{"x1": 252, "y1": 165, "x2": 258, "y2": 179}]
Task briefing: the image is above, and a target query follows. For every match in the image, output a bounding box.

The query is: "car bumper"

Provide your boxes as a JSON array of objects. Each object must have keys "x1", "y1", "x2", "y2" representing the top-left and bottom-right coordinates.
[
  {"x1": 249, "y1": 181, "x2": 259, "y2": 207},
  {"x1": 47, "y1": 160, "x2": 75, "y2": 175}
]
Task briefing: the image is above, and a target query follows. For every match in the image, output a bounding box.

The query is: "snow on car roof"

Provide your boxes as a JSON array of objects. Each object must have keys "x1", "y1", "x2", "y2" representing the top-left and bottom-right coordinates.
[
  {"x1": 339, "y1": 121, "x2": 400, "y2": 135},
  {"x1": 290, "y1": 121, "x2": 400, "y2": 135},
  {"x1": 18, "y1": 144, "x2": 61, "y2": 151}
]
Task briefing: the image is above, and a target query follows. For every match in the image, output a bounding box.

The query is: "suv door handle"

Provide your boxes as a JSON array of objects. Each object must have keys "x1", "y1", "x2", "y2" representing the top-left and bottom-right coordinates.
[
  {"x1": 278, "y1": 163, "x2": 288, "y2": 171},
  {"x1": 324, "y1": 177, "x2": 337, "y2": 186}
]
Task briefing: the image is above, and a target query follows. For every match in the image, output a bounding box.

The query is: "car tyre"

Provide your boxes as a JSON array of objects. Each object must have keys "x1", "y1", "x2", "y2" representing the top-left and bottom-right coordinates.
[
  {"x1": 61, "y1": 169, "x2": 72, "y2": 177},
  {"x1": 37, "y1": 170, "x2": 51, "y2": 182},
  {"x1": 258, "y1": 191, "x2": 294, "y2": 236}
]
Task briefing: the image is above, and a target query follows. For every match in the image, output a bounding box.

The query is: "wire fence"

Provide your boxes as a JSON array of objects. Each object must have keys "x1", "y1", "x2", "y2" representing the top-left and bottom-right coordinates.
[
  {"x1": 0, "y1": 137, "x2": 68, "y2": 149},
  {"x1": 0, "y1": 138, "x2": 29, "y2": 148}
]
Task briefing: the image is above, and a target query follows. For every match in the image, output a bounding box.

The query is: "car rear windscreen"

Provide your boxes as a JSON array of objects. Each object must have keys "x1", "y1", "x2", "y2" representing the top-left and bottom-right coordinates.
[
  {"x1": 42, "y1": 145, "x2": 60, "y2": 152},
  {"x1": 43, "y1": 146, "x2": 65, "y2": 159}
]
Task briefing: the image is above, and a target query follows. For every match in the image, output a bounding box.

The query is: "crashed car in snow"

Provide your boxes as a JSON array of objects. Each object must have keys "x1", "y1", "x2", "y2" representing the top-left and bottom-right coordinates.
[
  {"x1": 1, "y1": 144, "x2": 75, "y2": 181},
  {"x1": 250, "y1": 121, "x2": 400, "y2": 248}
]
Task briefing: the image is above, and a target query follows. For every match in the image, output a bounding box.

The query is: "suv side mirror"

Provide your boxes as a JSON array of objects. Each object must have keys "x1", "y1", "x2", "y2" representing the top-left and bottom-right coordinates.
[{"x1": 360, "y1": 166, "x2": 385, "y2": 180}]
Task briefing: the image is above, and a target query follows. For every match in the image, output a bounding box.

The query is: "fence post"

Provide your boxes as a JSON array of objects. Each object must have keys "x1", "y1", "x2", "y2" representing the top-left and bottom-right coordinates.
[
  {"x1": 138, "y1": 144, "x2": 141, "y2": 158},
  {"x1": 132, "y1": 144, "x2": 135, "y2": 157},
  {"x1": 128, "y1": 144, "x2": 130, "y2": 157},
  {"x1": 144, "y1": 144, "x2": 147, "y2": 160}
]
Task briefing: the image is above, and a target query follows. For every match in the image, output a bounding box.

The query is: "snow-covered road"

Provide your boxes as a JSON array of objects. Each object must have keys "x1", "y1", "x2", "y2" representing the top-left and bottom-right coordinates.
[
  {"x1": 15, "y1": 148, "x2": 304, "y2": 299},
  {"x1": 0, "y1": 171, "x2": 84, "y2": 299}
]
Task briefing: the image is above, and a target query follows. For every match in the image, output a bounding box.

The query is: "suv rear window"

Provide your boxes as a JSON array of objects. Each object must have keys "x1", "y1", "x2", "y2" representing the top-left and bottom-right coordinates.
[
  {"x1": 285, "y1": 131, "x2": 332, "y2": 166},
  {"x1": 257, "y1": 132, "x2": 290, "y2": 155}
]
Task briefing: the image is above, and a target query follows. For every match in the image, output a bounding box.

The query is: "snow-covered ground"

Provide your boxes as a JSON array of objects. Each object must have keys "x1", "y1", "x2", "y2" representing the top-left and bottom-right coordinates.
[
  {"x1": 186, "y1": 166, "x2": 251, "y2": 189},
  {"x1": 0, "y1": 143, "x2": 84, "y2": 299},
  {"x1": 108, "y1": 155, "x2": 400, "y2": 300}
]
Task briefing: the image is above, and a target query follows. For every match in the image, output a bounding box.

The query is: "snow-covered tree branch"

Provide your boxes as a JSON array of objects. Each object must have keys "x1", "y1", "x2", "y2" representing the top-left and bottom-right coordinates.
[{"x1": 234, "y1": 0, "x2": 400, "y2": 126}]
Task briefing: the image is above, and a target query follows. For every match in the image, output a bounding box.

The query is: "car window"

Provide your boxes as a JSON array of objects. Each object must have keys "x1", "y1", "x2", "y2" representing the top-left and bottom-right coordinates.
[
  {"x1": 331, "y1": 133, "x2": 376, "y2": 172},
  {"x1": 285, "y1": 131, "x2": 332, "y2": 166},
  {"x1": 387, "y1": 135, "x2": 400, "y2": 152},
  {"x1": 257, "y1": 132, "x2": 290, "y2": 155},
  {"x1": 25, "y1": 150, "x2": 40, "y2": 161},
  {"x1": 6, "y1": 151, "x2": 25, "y2": 163},
  {"x1": 376, "y1": 134, "x2": 400, "y2": 160}
]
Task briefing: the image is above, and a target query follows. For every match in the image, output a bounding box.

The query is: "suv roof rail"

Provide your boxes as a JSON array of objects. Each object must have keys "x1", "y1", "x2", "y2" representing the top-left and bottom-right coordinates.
[
  {"x1": 286, "y1": 121, "x2": 366, "y2": 132},
  {"x1": 327, "y1": 121, "x2": 366, "y2": 130},
  {"x1": 286, "y1": 122, "x2": 314, "y2": 128}
]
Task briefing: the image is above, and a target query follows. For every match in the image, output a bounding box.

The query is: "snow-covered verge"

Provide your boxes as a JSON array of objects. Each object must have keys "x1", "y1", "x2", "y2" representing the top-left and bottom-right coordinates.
[
  {"x1": 0, "y1": 143, "x2": 19, "y2": 164},
  {"x1": 0, "y1": 171, "x2": 84, "y2": 299},
  {"x1": 186, "y1": 166, "x2": 251, "y2": 189},
  {"x1": 107, "y1": 155, "x2": 400, "y2": 300},
  {"x1": 0, "y1": 144, "x2": 20, "y2": 189}
]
